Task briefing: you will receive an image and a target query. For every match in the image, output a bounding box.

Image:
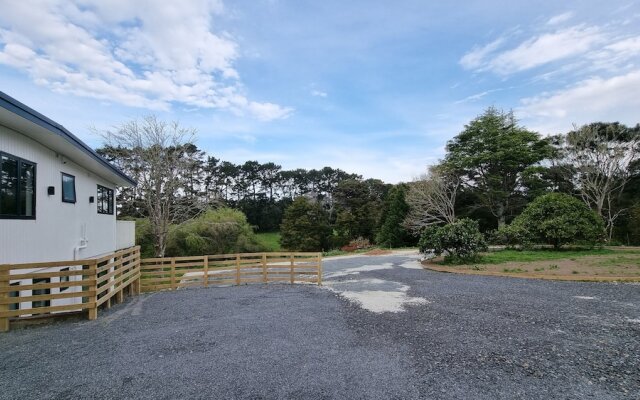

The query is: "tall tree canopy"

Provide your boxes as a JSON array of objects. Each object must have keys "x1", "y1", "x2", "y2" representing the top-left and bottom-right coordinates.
[{"x1": 444, "y1": 107, "x2": 552, "y2": 227}]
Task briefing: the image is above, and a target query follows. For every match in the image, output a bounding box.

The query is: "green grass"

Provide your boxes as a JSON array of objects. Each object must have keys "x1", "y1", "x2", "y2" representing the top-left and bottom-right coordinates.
[
  {"x1": 255, "y1": 232, "x2": 282, "y2": 252},
  {"x1": 475, "y1": 248, "x2": 625, "y2": 264}
]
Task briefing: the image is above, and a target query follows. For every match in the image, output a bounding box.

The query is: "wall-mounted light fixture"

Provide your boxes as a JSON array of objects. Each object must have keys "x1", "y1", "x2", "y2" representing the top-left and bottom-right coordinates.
[
  {"x1": 89, "y1": 196, "x2": 95, "y2": 203},
  {"x1": 47, "y1": 186, "x2": 55, "y2": 196}
]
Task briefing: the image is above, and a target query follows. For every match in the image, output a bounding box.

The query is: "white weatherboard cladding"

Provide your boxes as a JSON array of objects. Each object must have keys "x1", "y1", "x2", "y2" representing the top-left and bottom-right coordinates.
[{"x1": 0, "y1": 125, "x2": 120, "y2": 264}]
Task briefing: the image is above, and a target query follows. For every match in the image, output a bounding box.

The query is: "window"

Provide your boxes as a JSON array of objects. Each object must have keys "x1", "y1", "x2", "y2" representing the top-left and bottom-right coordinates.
[
  {"x1": 97, "y1": 185, "x2": 114, "y2": 215},
  {"x1": 60, "y1": 268, "x2": 70, "y2": 292},
  {"x1": 32, "y1": 278, "x2": 51, "y2": 308},
  {"x1": 61, "y1": 173, "x2": 76, "y2": 203},
  {"x1": 9, "y1": 283, "x2": 20, "y2": 311},
  {"x1": 0, "y1": 151, "x2": 36, "y2": 219}
]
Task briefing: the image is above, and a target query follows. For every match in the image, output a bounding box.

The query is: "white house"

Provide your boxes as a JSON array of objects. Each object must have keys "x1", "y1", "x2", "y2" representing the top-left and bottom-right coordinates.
[{"x1": 0, "y1": 91, "x2": 136, "y2": 265}]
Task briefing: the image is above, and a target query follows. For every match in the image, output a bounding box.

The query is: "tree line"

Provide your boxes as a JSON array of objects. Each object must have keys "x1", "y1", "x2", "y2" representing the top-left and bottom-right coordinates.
[{"x1": 97, "y1": 110, "x2": 640, "y2": 257}]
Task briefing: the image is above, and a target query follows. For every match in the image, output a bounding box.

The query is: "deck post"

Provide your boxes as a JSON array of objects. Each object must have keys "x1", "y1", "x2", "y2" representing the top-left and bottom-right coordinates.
[
  {"x1": 317, "y1": 253, "x2": 322, "y2": 286},
  {"x1": 0, "y1": 267, "x2": 10, "y2": 332},
  {"x1": 290, "y1": 254, "x2": 294, "y2": 284},
  {"x1": 262, "y1": 253, "x2": 267, "y2": 283},
  {"x1": 87, "y1": 260, "x2": 98, "y2": 321},
  {"x1": 203, "y1": 256, "x2": 209, "y2": 288},
  {"x1": 235, "y1": 255, "x2": 241, "y2": 286},
  {"x1": 170, "y1": 258, "x2": 176, "y2": 290}
]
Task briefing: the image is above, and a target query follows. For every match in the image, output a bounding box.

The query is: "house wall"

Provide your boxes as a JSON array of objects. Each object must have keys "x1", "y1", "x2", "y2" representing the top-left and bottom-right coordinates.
[{"x1": 0, "y1": 125, "x2": 122, "y2": 264}]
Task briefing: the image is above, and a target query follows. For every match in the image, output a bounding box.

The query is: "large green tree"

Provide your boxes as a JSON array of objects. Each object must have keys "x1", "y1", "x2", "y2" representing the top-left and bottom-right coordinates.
[
  {"x1": 444, "y1": 107, "x2": 551, "y2": 227},
  {"x1": 377, "y1": 184, "x2": 414, "y2": 247},
  {"x1": 280, "y1": 197, "x2": 332, "y2": 251}
]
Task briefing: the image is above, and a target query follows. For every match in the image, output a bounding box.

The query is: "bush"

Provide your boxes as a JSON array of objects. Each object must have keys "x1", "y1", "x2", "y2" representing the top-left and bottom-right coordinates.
[
  {"x1": 340, "y1": 237, "x2": 372, "y2": 252},
  {"x1": 419, "y1": 218, "x2": 487, "y2": 263},
  {"x1": 165, "y1": 208, "x2": 262, "y2": 256},
  {"x1": 503, "y1": 193, "x2": 604, "y2": 249},
  {"x1": 280, "y1": 197, "x2": 332, "y2": 252}
]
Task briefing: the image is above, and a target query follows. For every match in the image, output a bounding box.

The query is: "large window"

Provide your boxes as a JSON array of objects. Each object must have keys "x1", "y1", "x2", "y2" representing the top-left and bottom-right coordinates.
[
  {"x1": 9, "y1": 283, "x2": 20, "y2": 311},
  {"x1": 0, "y1": 151, "x2": 36, "y2": 219},
  {"x1": 32, "y1": 278, "x2": 51, "y2": 308},
  {"x1": 61, "y1": 173, "x2": 76, "y2": 203},
  {"x1": 97, "y1": 185, "x2": 114, "y2": 215}
]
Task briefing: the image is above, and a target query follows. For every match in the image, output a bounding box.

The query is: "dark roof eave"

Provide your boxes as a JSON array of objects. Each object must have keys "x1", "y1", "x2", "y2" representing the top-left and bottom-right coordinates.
[{"x1": 0, "y1": 91, "x2": 137, "y2": 187}]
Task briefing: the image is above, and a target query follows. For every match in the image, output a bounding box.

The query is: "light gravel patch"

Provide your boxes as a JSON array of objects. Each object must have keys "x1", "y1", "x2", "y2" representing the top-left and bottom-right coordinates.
[
  {"x1": 324, "y1": 262, "x2": 394, "y2": 279},
  {"x1": 323, "y1": 278, "x2": 429, "y2": 313}
]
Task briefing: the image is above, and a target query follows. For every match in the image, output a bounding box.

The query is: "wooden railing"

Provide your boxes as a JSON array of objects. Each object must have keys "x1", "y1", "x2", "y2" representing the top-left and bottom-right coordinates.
[
  {"x1": 0, "y1": 249, "x2": 321, "y2": 332},
  {"x1": 140, "y1": 252, "x2": 322, "y2": 292},
  {"x1": 0, "y1": 246, "x2": 141, "y2": 332}
]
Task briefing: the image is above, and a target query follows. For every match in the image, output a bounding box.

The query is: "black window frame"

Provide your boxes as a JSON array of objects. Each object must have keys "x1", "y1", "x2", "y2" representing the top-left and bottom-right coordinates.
[
  {"x1": 97, "y1": 185, "x2": 114, "y2": 215},
  {"x1": 0, "y1": 151, "x2": 37, "y2": 219},
  {"x1": 60, "y1": 267, "x2": 70, "y2": 292},
  {"x1": 61, "y1": 172, "x2": 76, "y2": 204}
]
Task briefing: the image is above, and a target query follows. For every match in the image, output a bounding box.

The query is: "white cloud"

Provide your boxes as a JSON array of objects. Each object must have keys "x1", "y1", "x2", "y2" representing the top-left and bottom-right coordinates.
[
  {"x1": 311, "y1": 89, "x2": 328, "y2": 97},
  {"x1": 0, "y1": 0, "x2": 291, "y2": 121},
  {"x1": 520, "y1": 70, "x2": 640, "y2": 134},
  {"x1": 459, "y1": 38, "x2": 505, "y2": 70},
  {"x1": 547, "y1": 12, "x2": 574, "y2": 25}
]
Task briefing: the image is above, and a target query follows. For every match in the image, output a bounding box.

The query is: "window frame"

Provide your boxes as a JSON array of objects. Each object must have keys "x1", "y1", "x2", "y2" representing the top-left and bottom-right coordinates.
[
  {"x1": 60, "y1": 267, "x2": 70, "y2": 292},
  {"x1": 9, "y1": 282, "x2": 20, "y2": 311},
  {"x1": 61, "y1": 172, "x2": 76, "y2": 204},
  {"x1": 97, "y1": 185, "x2": 114, "y2": 215},
  {"x1": 32, "y1": 278, "x2": 51, "y2": 308},
  {"x1": 0, "y1": 151, "x2": 37, "y2": 220}
]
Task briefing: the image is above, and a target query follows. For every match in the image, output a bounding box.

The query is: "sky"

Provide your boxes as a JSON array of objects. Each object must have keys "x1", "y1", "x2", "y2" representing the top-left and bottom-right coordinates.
[{"x1": 0, "y1": 0, "x2": 639, "y2": 183}]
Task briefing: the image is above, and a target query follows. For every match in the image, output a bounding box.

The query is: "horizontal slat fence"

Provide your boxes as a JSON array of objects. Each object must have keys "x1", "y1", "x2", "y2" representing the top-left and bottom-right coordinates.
[
  {"x1": 0, "y1": 246, "x2": 141, "y2": 332},
  {"x1": 140, "y1": 252, "x2": 322, "y2": 292}
]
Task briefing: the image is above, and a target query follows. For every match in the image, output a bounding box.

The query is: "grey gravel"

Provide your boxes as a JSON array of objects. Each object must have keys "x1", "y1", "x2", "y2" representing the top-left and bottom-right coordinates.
[{"x1": 1, "y1": 253, "x2": 639, "y2": 399}]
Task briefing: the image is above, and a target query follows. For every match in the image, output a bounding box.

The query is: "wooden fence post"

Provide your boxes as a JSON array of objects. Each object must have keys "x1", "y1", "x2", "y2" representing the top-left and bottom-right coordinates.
[
  {"x1": 170, "y1": 258, "x2": 176, "y2": 290},
  {"x1": 262, "y1": 253, "x2": 267, "y2": 283},
  {"x1": 87, "y1": 260, "x2": 98, "y2": 321},
  {"x1": 203, "y1": 256, "x2": 209, "y2": 288},
  {"x1": 290, "y1": 254, "x2": 294, "y2": 284},
  {"x1": 317, "y1": 253, "x2": 322, "y2": 286},
  {"x1": 115, "y1": 253, "x2": 124, "y2": 304},
  {"x1": 235, "y1": 255, "x2": 241, "y2": 286},
  {"x1": 0, "y1": 268, "x2": 9, "y2": 332},
  {"x1": 135, "y1": 248, "x2": 141, "y2": 295}
]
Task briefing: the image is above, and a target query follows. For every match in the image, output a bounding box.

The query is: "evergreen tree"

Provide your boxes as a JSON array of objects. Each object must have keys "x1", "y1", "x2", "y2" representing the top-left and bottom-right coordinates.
[
  {"x1": 376, "y1": 184, "x2": 414, "y2": 247},
  {"x1": 280, "y1": 197, "x2": 332, "y2": 251}
]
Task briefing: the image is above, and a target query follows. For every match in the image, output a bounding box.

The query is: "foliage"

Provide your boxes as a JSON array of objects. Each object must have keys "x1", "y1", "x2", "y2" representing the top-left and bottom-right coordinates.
[
  {"x1": 165, "y1": 208, "x2": 262, "y2": 257},
  {"x1": 444, "y1": 107, "x2": 552, "y2": 227},
  {"x1": 404, "y1": 165, "x2": 459, "y2": 234},
  {"x1": 255, "y1": 232, "x2": 282, "y2": 252},
  {"x1": 340, "y1": 237, "x2": 372, "y2": 252},
  {"x1": 377, "y1": 184, "x2": 415, "y2": 247},
  {"x1": 280, "y1": 197, "x2": 332, "y2": 252},
  {"x1": 333, "y1": 179, "x2": 390, "y2": 243},
  {"x1": 132, "y1": 218, "x2": 156, "y2": 258},
  {"x1": 419, "y1": 218, "x2": 487, "y2": 263},
  {"x1": 502, "y1": 193, "x2": 605, "y2": 249}
]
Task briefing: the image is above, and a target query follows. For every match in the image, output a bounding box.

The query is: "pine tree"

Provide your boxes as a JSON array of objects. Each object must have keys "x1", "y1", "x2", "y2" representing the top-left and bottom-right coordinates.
[{"x1": 376, "y1": 185, "x2": 414, "y2": 248}]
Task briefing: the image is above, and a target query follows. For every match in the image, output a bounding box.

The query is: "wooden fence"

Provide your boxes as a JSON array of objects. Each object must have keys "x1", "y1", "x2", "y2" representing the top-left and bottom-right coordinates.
[
  {"x1": 0, "y1": 246, "x2": 141, "y2": 332},
  {"x1": 0, "y1": 249, "x2": 321, "y2": 332},
  {"x1": 140, "y1": 252, "x2": 322, "y2": 292}
]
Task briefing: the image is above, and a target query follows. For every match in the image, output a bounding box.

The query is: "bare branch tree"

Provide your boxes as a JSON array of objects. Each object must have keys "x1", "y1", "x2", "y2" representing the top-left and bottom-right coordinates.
[
  {"x1": 404, "y1": 165, "x2": 460, "y2": 234},
  {"x1": 100, "y1": 115, "x2": 203, "y2": 256},
  {"x1": 561, "y1": 123, "x2": 640, "y2": 240}
]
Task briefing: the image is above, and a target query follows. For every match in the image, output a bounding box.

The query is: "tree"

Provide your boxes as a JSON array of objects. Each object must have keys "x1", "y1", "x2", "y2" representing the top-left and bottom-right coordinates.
[
  {"x1": 165, "y1": 208, "x2": 262, "y2": 256},
  {"x1": 419, "y1": 218, "x2": 487, "y2": 263},
  {"x1": 559, "y1": 122, "x2": 640, "y2": 240},
  {"x1": 404, "y1": 165, "x2": 459, "y2": 234},
  {"x1": 376, "y1": 184, "x2": 414, "y2": 247},
  {"x1": 99, "y1": 115, "x2": 202, "y2": 257},
  {"x1": 333, "y1": 179, "x2": 389, "y2": 242},
  {"x1": 502, "y1": 193, "x2": 604, "y2": 249},
  {"x1": 444, "y1": 107, "x2": 552, "y2": 227},
  {"x1": 280, "y1": 197, "x2": 332, "y2": 251}
]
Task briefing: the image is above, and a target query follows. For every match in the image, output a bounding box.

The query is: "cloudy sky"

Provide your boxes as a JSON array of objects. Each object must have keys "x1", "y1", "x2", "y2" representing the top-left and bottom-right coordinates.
[{"x1": 1, "y1": 0, "x2": 639, "y2": 183}]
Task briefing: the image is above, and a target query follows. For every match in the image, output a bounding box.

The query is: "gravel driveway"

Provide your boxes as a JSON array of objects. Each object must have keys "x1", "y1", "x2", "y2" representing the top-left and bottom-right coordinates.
[{"x1": 1, "y1": 252, "x2": 639, "y2": 399}]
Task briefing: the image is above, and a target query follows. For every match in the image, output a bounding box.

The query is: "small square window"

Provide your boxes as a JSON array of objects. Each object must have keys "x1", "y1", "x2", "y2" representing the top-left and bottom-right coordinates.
[
  {"x1": 61, "y1": 173, "x2": 76, "y2": 203},
  {"x1": 97, "y1": 185, "x2": 114, "y2": 215}
]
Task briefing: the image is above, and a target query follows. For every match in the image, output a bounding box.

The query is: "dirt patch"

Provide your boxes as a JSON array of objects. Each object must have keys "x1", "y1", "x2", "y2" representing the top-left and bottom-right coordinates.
[
  {"x1": 422, "y1": 252, "x2": 640, "y2": 282},
  {"x1": 364, "y1": 249, "x2": 394, "y2": 256}
]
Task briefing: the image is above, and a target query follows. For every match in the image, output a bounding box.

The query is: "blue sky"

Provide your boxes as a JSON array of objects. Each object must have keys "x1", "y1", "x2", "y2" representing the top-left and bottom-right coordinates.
[{"x1": 1, "y1": 0, "x2": 639, "y2": 182}]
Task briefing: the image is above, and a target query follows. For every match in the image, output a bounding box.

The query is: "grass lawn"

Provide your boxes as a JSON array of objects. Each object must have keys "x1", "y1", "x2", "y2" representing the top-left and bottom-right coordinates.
[
  {"x1": 424, "y1": 247, "x2": 640, "y2": 281},
  {"x1": 256, "y1": 232, "x2": 282, "y2": 252}
]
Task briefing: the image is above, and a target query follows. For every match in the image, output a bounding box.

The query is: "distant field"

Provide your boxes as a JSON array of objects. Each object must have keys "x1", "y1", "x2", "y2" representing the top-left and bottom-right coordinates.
[{"x1": 256, "y1": 232, "x2": 282, "y2": 252}]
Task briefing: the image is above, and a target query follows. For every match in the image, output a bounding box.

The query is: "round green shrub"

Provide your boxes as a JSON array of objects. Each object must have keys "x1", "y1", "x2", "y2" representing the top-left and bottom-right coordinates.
[{"x1": 419, "y1": 218, "x2": 487, "y2": 263}]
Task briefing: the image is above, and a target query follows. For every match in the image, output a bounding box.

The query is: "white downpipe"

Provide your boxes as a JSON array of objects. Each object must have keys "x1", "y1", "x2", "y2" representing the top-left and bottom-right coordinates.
[{"x1": 73, "y1": 224, "x2": 89, "y2": 260}]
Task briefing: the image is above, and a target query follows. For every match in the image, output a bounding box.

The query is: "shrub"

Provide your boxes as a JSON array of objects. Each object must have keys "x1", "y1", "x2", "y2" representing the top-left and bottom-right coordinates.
[
  {"x1": 165, "y1": 208, "x2": 262, "y2": 256},
  {"x1": 418, "y1": 218, "x2": 487, "y2": 263},
  {"x1": 340, "y1": 237, "x2": 372, "y2": 252},
  {"x1": 504, "y1": 193, "x2": 605, "y2": 249},
  {"x1": 280, "y1": 197, "x2": 332, "y2": 252}
]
